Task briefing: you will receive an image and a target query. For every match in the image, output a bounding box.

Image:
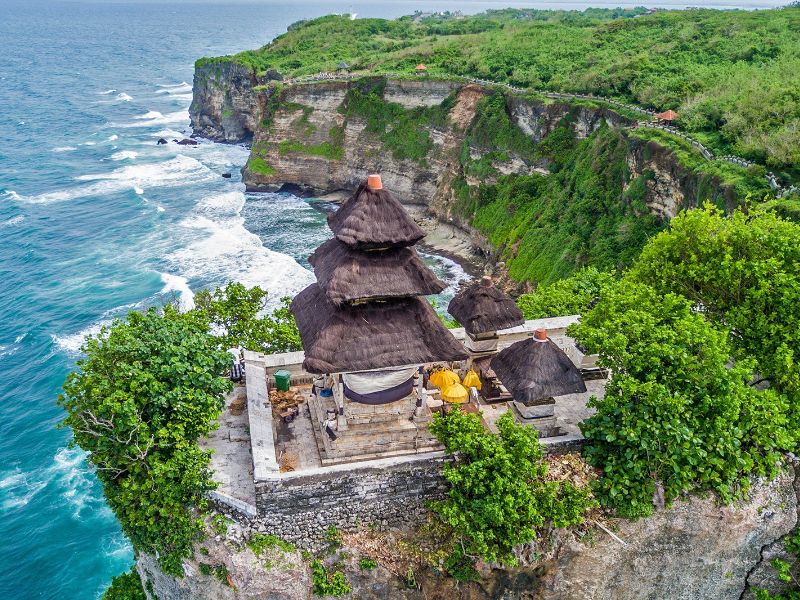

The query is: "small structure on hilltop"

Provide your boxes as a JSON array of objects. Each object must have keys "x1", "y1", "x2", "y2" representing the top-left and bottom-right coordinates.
[
  {"x1": 448, "y1": 276, "x2": 524, "y2": 401},
  {"x1": 448, "y1": 276, "x2": 524, "y2": 353},
  {"x1": 336, "y1": 62, "x2": 350, "y2": 73},
  {"x1": 491, "y1": 328, "x2": 587, "y2": 434},
  {"x1": 415, "y1": 63, "x2": 428, "y2": 76},
  {"x1": 654, "y1": 109, "x2": 678, "y2": 122},
  {"x1": 291, "y1": 174, "x2": 468, "y2": 463}
]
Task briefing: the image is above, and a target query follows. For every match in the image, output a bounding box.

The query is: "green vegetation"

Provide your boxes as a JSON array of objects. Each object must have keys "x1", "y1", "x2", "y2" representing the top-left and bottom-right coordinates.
[
  {"x1": 59, "y1": 306, "x2": 231, "y2": 576},
  {"x1": 247, "y1": 156, "x2": 277, "y2": 176},
  {"x1": 756, "y1": 531, "x2": 800, "y2": 598},
  {"x1": 572, "y1": 280, "x2": 789, "y2": 518},
  {"x1": 102, "y1": 567, "x2": 146, "y2": 600},
  {"x1": 429, "y1": 409, "x2": 593, "y2": 569},
  {"x1": 200, "y1": 7, "x2": 800, "y2": 176},
  {"x1": 460, "y1": 123, "x2": 666, "y2": 284},
  {"x1": 630, "y1": 205, "x2": 800, "y2": 443},
  {"x1": 194, "y1": 282, "x2": 302, "y2": 353},
  {"x1": 278, "y1": 139, "x2": 343, "y2": 160},
  {"x1": 338, "y1": 78, "x2": 454, "y2": 163},
  {"x1": 249, "y1": 533, "x2": 297, "y2": 555},
  {"x1": 516, "y1": 267, "x2": 614, "y2": 319},
  {"x1": 358, "y1": 558, "x2": 378, "y2": 570},
  {"x1": 310, "y1": 559, "x2": 351, "y2": 597}
]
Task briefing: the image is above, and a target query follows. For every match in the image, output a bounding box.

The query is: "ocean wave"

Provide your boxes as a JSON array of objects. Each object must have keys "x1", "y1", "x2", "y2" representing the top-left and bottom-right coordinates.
[
  {"x1": 116, "y1": 92, "x2": 132, "y2": 102},
  {"x1": 2, "y1": 190, "x2": 23, "y2": 202},
  {"x1": 99, "y1": 89, "x2": 117, "y2": 95},
  {"x1": 160, "y1": 272, "x2": 195, "y2": 310},
  {"x1": 52, "y1": 146, "x2": 78, "y2": 153},
  {"x1": 52, "y1": 320, "x2": 110, "y2": 354},
  {"x1": 418, "y1": 250, "x2": 472, "y2": 297},
  {"x1": 110, "y1": 150, "x2": 137, "y2": 161},
  {"x1": 0, "y1": 469, "x2": 47, "y2": 510},
  {"x1": 107, "y1": 134, "x2": 118, "y2": 142},
  {"x1": 157, "y1": 81, "x2": 191, "y2": 92},
  {"x1": 1, "y1": 215, "x2": 25, "y2": 226},
  {"x1": 12, "y1": 155, "x2": 213, "y2": 204},
  {"x1": 168, "y1": 192, "x2": 314, "y2": 304},
  {"x1": 120, "y1": 110, "x2": 188, "y2": 128}
]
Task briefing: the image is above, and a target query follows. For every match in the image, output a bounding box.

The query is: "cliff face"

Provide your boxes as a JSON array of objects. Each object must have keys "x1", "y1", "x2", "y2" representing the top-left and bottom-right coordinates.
[
  {"x1": 137, "y1": 465, "x2": 799, "y2": 600},
  {"x1": 190, "y1": 62, "x2": 276, "y2": 142}
]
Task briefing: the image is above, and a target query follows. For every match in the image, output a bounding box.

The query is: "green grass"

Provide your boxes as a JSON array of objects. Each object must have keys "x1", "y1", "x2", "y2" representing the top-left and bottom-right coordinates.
[
  {"x1": 248, "y1": 156, "x2": 277, "y2": 176},
  {"x1": 278, "y1": 139, "x2": 343, "y2": 160},
  {"x1": 248, "y1": 533, "x2": 297, "y2": 555}
]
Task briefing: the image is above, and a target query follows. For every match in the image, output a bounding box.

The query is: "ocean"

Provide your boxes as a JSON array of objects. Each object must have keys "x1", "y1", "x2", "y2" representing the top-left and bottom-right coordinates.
[{"x1": 0, "y1": 0, "x2": 787, "y2": 597}]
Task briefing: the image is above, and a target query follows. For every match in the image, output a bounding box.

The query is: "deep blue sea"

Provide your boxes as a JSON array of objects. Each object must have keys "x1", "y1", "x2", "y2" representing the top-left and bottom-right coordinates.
[{"x1": 0, "y1": 0, "x2": 787, "y2": 598}]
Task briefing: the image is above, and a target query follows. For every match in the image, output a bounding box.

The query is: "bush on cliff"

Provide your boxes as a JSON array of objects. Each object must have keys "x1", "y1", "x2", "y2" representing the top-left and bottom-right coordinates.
[
  {"x1": 102, "y1": 567, "x2": 146, "y2": 600},
  {"x1": 516, "y1": 267, "x2": 615, "y2": 319},
  {"x1": 59, "y1": 305, "x2": 231, "y2": 575},
  {"x1": 429, "y1": 409, "x2": 593, "y2": 569},
  {"x1": 572, "y1": 279, "x2": 791, "y2": 518},
  {"x1": 194, "y1": 281, "x2": 302, "y2": 353},
  {"x1": 629, "y1": 204, "x2": 800, "y2": 445}
]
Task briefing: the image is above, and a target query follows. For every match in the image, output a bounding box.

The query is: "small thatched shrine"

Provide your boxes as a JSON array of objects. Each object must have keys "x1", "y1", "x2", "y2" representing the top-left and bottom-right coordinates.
[
  {"x1": 491, "y1": 328, "x2": 586, "y2": 433},
  {"x1": 448, "y1": 276, "x2": 524, "y2": 353},
  {"x1": 291, "y1": 175, "x2": 468, "y2": 462}
]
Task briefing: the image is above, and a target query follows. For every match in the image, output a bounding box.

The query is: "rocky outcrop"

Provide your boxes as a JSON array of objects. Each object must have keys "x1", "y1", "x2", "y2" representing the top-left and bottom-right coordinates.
[
  {"x1": 509, "y1": 98, "x2": 631, "y2": 142},
  {"x1": 190, "y1": 61, "x2": 276, "y2": 142},
  {"x1": 138, "y1": 465, "x2": 799, "y2": 600},
  {"x1": 626, "y1": 139, "x2": 737, "y2": 220}
]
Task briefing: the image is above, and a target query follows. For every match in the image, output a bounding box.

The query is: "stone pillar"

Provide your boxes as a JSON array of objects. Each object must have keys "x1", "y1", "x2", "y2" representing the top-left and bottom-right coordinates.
[
  {"x1": 334, "y1": 374, "x2": 348, "y2": 431},
  {"x1": 414, "y1": 367, "x2": 425, "y2": 417}
]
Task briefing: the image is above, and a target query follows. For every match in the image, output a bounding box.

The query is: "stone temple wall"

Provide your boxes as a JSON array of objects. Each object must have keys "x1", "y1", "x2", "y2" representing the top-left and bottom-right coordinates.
[{"x1": 213, "y1": 452, "x2": 449, "y2": 552}]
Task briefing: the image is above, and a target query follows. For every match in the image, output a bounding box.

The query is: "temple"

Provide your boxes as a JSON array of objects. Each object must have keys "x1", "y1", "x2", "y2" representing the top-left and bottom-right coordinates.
[{"x1": 290, "y1": 175, "x2": 468, "y2": 463}]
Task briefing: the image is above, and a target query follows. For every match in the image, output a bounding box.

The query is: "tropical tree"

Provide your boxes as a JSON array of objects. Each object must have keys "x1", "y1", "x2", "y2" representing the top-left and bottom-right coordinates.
[
  {"x1": 59, "y1": 306, "x2": 231, "y2": 575},
  {"x1": 571, "y1": 280, "x2": 790, "y2": 517}
]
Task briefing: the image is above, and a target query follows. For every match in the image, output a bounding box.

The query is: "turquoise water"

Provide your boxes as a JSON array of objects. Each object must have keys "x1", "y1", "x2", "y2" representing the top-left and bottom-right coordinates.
[{"x1": 0, "y1": 0, "x2": 786, "y2": 598}]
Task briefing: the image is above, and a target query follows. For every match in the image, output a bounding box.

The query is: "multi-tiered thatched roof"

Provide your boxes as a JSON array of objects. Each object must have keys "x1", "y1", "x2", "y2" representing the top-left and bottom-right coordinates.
[
  {"x1": 448, "y1": 277, "x2": 524, "y2": 335},
  {"x1": 292, "y1": 175, "x2": 467, "y2": 375},
  {"x1": 310, "y1": 238, "x2": 445, "y2": 306},
  {"x1": 292, "y1": 284, "x2": 467, "y2": 373},
  {"x1": 327, "y1": 181, "x2": 425, "y2": 249},
  {"x1": 490, "y1": 329, "x2": 586, "y2": 403}
]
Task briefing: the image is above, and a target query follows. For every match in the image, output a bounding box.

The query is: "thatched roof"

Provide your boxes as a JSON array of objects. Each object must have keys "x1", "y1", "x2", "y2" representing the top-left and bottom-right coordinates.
[
  {"x1": 655, "y1": 109, "x2": 678, "y2": 121},
  {"x1": 310, "y1": 238, "x2": 445, "y2": 306},
  {"x1": 291, "y1": 283, "x2": 468, "y2": 373},
  {"x1": 327, "y1": 181, "x2": 425, "y2": 249},
  {"x1": 448, "y1": 277, "x2": 524, "y2": 335},
  {"x1": 490, "y1": 331, "x2": 586, "y2": 403}
]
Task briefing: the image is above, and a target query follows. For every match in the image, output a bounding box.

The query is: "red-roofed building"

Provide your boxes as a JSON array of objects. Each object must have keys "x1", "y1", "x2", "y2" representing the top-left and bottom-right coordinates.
[{"x1": 655, "y1": 109, "x2": 679, "y2": 121}]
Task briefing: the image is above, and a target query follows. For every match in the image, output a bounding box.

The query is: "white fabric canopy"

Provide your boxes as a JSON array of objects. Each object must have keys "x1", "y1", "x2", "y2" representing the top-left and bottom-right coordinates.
[{"x1": 342, "y1": 366, "x2": 419, "y2": 395}]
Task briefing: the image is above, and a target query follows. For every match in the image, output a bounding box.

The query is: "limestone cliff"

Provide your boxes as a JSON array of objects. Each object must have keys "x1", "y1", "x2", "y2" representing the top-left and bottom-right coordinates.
[{"x1": 137, "y1": 463, "x2": 799, "y2": 600}]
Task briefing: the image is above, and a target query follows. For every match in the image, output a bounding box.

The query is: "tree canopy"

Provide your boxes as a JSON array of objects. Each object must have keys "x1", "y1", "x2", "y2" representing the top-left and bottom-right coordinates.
[
  {"x1": 59, "y1": 306, "x2": 231, "y2": 575},
  {"x1": 429, "y1": 409, "x2": 593, "y2": 568}
]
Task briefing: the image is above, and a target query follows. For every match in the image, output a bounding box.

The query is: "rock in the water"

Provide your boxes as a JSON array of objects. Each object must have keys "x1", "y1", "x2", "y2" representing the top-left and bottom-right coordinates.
[
  {"x1": 157, "y1": 138, "x2": 168, "y2": 145},
  {"x1": 177, "y1": 138, "x2": 199, "y2": 146},
  {"x1": 221, "y1": 173, "x2": 232, "y2": 179}
]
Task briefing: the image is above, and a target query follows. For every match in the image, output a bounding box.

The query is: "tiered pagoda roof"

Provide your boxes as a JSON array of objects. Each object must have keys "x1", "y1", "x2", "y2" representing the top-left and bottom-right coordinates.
[
  {"x1": 448, "y1": 276, "x2": 524, "y2": 335},
  {"x1": 292, "y1": 176, "x2": 468, "y2": 374}
]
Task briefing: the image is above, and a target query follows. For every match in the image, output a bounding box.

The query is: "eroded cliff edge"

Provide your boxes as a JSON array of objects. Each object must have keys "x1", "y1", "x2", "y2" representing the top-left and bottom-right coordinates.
[
  {"x1": 137, "y1": 462, "x2": 799, "y2": 599},
  {"x1": 190, "y1": 69, "x2": 740, "y2": 283}
]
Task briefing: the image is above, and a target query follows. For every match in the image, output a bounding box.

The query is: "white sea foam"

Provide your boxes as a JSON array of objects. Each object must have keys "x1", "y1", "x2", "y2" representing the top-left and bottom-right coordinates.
[
  {"x1": 160, "y1": 272, "x2": 195, "y2": 310},
  {"x1": 107, "y1": 134, "x2": 118, "y2": 141},
  {"x1": 52, "y1": 146, "x2": 77, "y2": 153},
  {"x1": 52, "y1": 320, "x2": 110, "y2": 354},
  {"x1": 116, "y1": 92, "x2": 132, "y2": 102},
  {"x1": 110, "y1": 150, "x2": 137, "y2": 161},
  {"x1": 14, "y1": 155, "x2": 213, "y2": 204},
  {"x1": 157, "y1": 81, "x2": 191, "y2": 91},
  {"x1": 156, "y1": 205, "x2": 165, "y2": 212},
  {"x1": 168, "y1": 191, "x2": 314, "y2": 303},
  {"x1": 418, "y1": 250, "x2": 472, "y2": 297},
  {"x1": 82, "y1": 141, "x2": 96, "y2": 146},
  {"x1": 1, "y1": 215, "x2": 24, "y2": 226},
  {"x1": 0, "y1": 469, "x2": 46, "y2": 510},
  {"x1": 121, "y1": 110, "x2": 187, "y2": 128},
  {"x1": 99, "y1": 89, "x2": 117, "y2": 95},
  {"x1": 2, "y1": 190, "x2": 23, "y2": 202}
]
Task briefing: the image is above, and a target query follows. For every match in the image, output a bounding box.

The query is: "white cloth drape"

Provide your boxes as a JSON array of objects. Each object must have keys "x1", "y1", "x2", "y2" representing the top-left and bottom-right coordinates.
[{"x1": 342, "y1": 366, "x2": 418, "y2": 394}]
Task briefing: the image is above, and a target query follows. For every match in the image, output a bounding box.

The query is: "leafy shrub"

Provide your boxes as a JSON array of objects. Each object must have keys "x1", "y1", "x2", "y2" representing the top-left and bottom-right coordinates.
[
  {"x1": 194, "y1": 282, "x2": 302, "y2": 353},
  {"x1": 358, "y1": 558, "x2": 378, "y2": 570},
  {"x1": 429, "y1": 409, "x2": 593, "y2": 567},
  {"x1": 102, "y1": 567, "x2": 146, "y2": 600},
  {"x1": 572, "y1": 280, "x2": 790, "y2": 517},
  {"x1": 59, "y1": 306, "x2": 231, "y2": 575},
  {"x1": 516, "y1": 267, "x2": 614, "y2": 319},
  {"x1": 249, "y1": 533, "x2": 296, "y2": 555},
  {"x1": 310, "y1": 560, "x2": 351, "y2": 597}
]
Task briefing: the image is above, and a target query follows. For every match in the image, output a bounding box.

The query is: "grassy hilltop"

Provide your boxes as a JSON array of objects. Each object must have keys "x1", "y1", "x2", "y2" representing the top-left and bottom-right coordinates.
[{"x1": 199, "y1": 7, "x2": 800, "y2": 178}]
